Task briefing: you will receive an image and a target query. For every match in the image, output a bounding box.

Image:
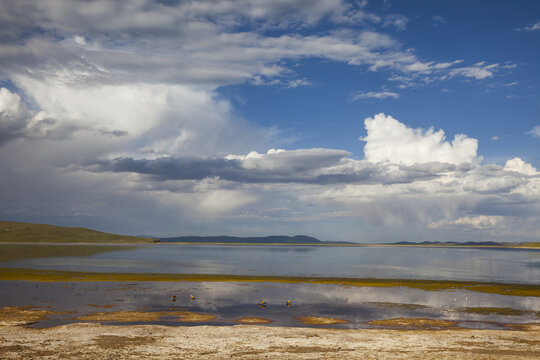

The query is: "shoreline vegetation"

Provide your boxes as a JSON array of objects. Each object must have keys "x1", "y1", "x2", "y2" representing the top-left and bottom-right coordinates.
[
  {"x1": 0, "y1": 267, "x2": 538, "y2": 297},
  {"x1": 1, "y1": 221, "x2": 539, "y2": 248}
]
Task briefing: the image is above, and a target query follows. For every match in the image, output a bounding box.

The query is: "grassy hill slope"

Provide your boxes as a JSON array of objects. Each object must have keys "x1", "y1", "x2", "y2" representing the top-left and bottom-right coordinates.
[
  {"x1": 520, "y1": 242, "x2": 540, "y2": 248},
  {"x1": 0, "y1": 221, "x2": 155, "y2": 243}
]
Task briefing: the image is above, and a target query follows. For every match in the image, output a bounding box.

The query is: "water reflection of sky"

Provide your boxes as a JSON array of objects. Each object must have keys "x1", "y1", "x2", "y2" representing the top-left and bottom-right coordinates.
[
  {"x1": 2, "y1": 244, "x2": 540, "y2": 284},
  {"x1": 1, "y1": 280, "x2": 538, "y2": 329}
]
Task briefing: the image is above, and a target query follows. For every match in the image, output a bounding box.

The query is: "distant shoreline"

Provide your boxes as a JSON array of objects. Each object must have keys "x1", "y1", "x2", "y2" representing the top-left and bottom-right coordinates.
[{"x1": 2, "y1": 241, "x2": 538, "y2": 250}]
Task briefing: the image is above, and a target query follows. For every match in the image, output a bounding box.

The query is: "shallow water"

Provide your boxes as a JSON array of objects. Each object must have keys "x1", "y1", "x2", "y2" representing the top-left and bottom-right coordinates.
[
  {"x1": 1, "y1": 244, "x2": 539, "y2": 283},
  {"x1": 1, "y1": 280, "x2": 538, "y2": 329},
  {"x1": 2, "y1": 244, "x2": 539, "y2": 328}
]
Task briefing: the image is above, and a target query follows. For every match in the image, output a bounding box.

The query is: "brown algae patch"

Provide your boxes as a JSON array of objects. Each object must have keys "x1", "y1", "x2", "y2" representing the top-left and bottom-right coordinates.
[
  {"x1": 504, "y1": 323, "x2": 540, "y2": 331},
  {"x1": 86, "y1": 304, "x2": 117, "y2": 309},
  {"x1": 461, "y1": 307, "x2": 537, "y2": 317},
  {"x1": 77, "y1": 311, "x2": 162, "y2": 322},
  {"x1": 93, "y1": 335, "x2": 156, "y2": 349},
  {"x1": 366, "y1": 302, "x2": 430, "y2": 310},
  {"x1": 297, "y1": 316, "x2": 350, "y2": 325},
  {"x1": 76, "y1": 310, "x2": 215, "y2": 323},
  {"x1": 167, "y1": 311, "x2": 216, "y2": 322},
  {"x1": 234, "y1": 316, "x2": 273, "y2": 324},
  {"x1": 367, "y1": 317, "x2": 457, "y2": 329},
  {"x1": 0, "y1": 306, "x2": 54, "y2": 326},
  {"x1": 138, "y1": 307, "x2": 188, "y2": 311}
]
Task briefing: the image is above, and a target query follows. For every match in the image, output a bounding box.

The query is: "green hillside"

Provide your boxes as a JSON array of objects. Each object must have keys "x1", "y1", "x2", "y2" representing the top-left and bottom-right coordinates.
[{"x1": 0, "y1": 221, "x2": 155, "y2": 243}]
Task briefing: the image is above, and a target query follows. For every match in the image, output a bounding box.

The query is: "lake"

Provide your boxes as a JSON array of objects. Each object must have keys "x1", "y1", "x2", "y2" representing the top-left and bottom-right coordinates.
[
  {"x1": 1, "y1": 243, "x2": 539, "y2": 283},
  {"x1": 1, "y1": 244, "x2": 539, "y2": 329}
]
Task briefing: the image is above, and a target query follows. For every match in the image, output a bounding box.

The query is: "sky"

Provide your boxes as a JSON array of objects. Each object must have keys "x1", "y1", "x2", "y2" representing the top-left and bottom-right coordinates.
[{"x1": 0, "y1": 0, "x2": 539, "y2": 242}]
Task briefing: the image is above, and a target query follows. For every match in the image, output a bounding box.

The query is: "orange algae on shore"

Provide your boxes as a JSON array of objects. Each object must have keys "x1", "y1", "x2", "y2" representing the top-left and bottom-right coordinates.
[
  {"x1": 86, "y1": 304, "x2": 117, "y2": 309},
  {"x1": 0, "y1": 306, "x2": 55, "y2": 326},
  {"x1": 367, "y1": 318, "x2": 457, "y2": 329},
  {"x1": 77, "y1": 311, "x2": 162, "y2": 322},
  {"x1": 234, "y1": 317, "x2": 273, "y2": 324},
  {"x1": 76, "y1": 310, "x2": 216, "y2": 323},
  {"x1": 297, "y1": 316, "x2": 350, "y2": 325},
  {"x1": 171, "y1": 311, "x2": 216, "y2": 322}
]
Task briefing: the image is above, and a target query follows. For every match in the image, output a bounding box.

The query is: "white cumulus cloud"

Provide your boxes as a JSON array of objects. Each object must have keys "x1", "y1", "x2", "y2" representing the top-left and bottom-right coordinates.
[
  {"x1": 504, "y1": 157, "x2": 538, "y2": 176},
  {"x1": 428, "y1": 216, "x2": 504, "y2": 230},
  {"x1": 361, "y1": 113, "x2": 480, "y2": 165}
]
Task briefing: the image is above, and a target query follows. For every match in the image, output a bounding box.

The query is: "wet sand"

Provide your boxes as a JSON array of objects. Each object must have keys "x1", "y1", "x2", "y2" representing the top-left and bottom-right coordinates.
[{"x1": 1, "y1": 322, "x2": 539, "y2": 359}]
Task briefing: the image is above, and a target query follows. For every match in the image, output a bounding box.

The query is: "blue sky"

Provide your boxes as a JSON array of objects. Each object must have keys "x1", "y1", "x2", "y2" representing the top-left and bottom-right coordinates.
[
  {"x1": 0, "y1": 0, "x2": 538, "y2": 242},
  {"x1": 224, "y1": 0, "x2": 539, "y2": 164}
]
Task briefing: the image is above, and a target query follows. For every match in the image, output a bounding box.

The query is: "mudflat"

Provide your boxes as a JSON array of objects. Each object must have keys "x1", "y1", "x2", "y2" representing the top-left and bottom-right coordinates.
[{"x1": 1, "y1": 323, "x2": 539, "y2": 359}]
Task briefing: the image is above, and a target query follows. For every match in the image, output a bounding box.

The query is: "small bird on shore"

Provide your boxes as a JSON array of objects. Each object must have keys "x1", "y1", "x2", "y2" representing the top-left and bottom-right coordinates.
[
  {"x1": 259, "y1": 300, "x2": 266, "y2": 305},
  {"x1": 190, "y1": 295, "x2": 195, "y2": 301},
  {"x1": 286, "y1": 300, "x2": 292, "y2": 307},
  {"x1": 171, "y1": 295, "x2": 176, "y2": 302}
]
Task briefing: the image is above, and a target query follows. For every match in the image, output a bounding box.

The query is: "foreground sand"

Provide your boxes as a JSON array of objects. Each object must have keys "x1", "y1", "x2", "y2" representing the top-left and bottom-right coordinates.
[{"x1": 1, "y1": 323, "x2": 539, "y2": 359}]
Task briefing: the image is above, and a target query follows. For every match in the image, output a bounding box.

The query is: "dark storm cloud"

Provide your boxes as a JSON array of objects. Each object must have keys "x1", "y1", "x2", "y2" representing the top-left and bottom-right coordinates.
[
  {"x1": 0, "y1": 87, "x2": 31, "y2": 145},
  {"x1": 88, "y1": 149, "x2": 454, "y2": 185}
]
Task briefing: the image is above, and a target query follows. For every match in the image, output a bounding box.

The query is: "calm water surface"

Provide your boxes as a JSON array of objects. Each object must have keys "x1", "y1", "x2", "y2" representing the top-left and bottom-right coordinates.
[
  {"x1": 2, "y1": 244, "x2": 539, "y2": 284},
  {"x1": 1, "y1": 280, "x2": 539, "y2": 329},
  {"x1": 1, "y1": 244, "x2": 539, "y2": 329}
]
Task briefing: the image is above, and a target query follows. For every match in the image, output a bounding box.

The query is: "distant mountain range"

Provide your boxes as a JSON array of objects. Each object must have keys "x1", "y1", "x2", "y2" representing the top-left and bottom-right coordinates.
[
  {"x1": 1, "y1": 221, "x2": 538, "y2": 248},
  {"x1": 157, "y1": 235, "x2": 352, "y2": 244},
  {"x1": 158, "y1": 237, "x2": 531, "y2": 247}
]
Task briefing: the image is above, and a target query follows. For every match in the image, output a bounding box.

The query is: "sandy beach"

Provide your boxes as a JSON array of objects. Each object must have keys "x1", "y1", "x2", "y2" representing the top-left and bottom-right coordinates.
[{"x1": 1, "y1": 322, "x2": 539, "y2": 359}]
